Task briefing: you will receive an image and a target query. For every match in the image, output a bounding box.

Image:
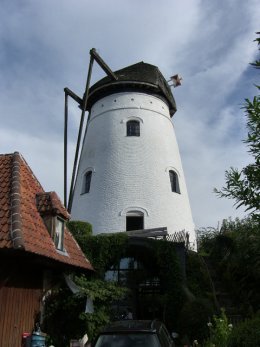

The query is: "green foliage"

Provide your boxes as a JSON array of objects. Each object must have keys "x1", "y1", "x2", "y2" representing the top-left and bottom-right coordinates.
[
  {"x1": 214, "y1": 33, "x2": 260, "y2": 221},
  {"x1": 220, "y1": 218, "x2": 260, "y2": 312},
  {"x1": 203, "y1": 309, "x2": 233, "y2": 347},
  {"x1": 228, "y1": 313, "x2": 260, "y2": 347},
  {"x1": 196, "y1": 227, "x2": 219, "y2": 256},
  {"x1": 75, "y1": 276, "x2": 127, "y2": 302},
  {"x1": 75, "y1": 276, "x2": 128, "y2": 340},
  {"x1": 45, "y1": 225, "x2": 186, "y2": 343},
  {"x1": 190, "y1": 310, "x2": 260, "y2": 347},
  {"x1": 81, "y1": 232, "x2": 129, "y2": 276},
  {"x1": 83, "y1": 231, "x2": 185, "y2": 331},
  {"x1": 43, "y1": 286, "x2": 87, "y2": 347},
  {"x1": 43, "y1": 277, "x2": 127, "y2": 346},
  {"x1": 45, "y1": 223, "x2": 129, "y2": 344},
  {"x1": 68, "y1": 221, "x2": 129, "y2": 276},
  {"x1": 79, "y1": 310, "x2": 109, "y2": 344},
  {"x1": 198, "y1": 217, "x2": 260, "y2": 314},
  {"x1": 153, "y1": 240, "x2": 185, "y2": 330},
  {"x1": 58, "y1": 221, "x2": 222, "y2": 343},
  {"x1": 250, "y1": 32, "x2": 260, "y2": 69},
  {"x1": 179, "y1": 298, "x2": 214, "y2": 343},
  {"x1": 67, "y1": 220, "x2": 92, "y2": 249},
  {"x1": 186, "y1": 251, "x2": 213, "y2": 299}
]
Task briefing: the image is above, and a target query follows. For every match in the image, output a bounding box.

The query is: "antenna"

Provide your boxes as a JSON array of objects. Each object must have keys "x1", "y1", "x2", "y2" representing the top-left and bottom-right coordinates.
[{"x1": 168, "y1": 74, "x2": 183, "y2": 88}]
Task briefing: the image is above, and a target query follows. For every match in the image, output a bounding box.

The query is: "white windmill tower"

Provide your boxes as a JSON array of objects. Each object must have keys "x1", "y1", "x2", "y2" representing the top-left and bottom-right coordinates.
[{"x1": 65, "y1": 50, "x2": 196, "y2": 248}]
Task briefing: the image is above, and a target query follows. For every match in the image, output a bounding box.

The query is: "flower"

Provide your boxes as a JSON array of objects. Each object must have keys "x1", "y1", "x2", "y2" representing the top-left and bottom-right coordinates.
[
  {"x1": 207, "y1": 322, "x2": 213, "y2": 327},
  {"x1": 228, "y1": 323, "x2": 233, "y2": 330}
]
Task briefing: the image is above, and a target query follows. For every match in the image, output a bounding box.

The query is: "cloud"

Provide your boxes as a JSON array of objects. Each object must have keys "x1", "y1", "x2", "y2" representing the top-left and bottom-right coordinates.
[{"x1": 0, "y1": 0, "x2": 259, "y2": 228}]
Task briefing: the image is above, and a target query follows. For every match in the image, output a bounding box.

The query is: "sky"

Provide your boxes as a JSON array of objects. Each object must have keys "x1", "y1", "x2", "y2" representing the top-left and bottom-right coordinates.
[{"x1": 0, "y1": 0, "x2": 259, "y2": 229}]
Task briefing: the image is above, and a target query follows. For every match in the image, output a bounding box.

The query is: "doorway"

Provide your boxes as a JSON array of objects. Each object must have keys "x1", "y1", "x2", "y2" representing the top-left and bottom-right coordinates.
[{"x1": 126, "y1": 211, "x2": 144, "y2": 231}]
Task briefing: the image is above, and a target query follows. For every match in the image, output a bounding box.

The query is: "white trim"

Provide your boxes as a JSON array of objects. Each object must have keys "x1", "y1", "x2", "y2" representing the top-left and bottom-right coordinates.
[
  {"x1": 119, "y1": 206, "x2": 149, "y2": 216},
  {"x1": 126, "y1": 211, "x2": 144, "y2": 217},
  {"x1": 165, "y1": 166, "x2": 181, "y2": 177},
  {"x1": 121, "y1": 116, "x2": 144, "y2": 124},
  {"x1": 82, "y1": 167, "x2": 95, "y2": 175},
  {"x1": 56, "y1": 248, "x2": 69, "y2": 256}
]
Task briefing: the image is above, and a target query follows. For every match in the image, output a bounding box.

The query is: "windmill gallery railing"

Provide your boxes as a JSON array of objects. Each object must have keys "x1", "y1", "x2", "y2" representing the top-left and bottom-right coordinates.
[{"x1": 126, "y1": 227, "x2": 190, "y2": 248}]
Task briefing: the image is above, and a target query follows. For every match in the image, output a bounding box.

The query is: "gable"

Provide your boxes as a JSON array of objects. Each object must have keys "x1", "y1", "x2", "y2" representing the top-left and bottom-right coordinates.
[{"x1": 0, "y1": 152, "x2": 93, "y2": 272}]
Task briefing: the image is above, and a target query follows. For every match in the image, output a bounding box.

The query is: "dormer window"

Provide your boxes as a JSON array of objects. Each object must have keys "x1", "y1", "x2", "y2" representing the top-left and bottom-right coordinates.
[
  {"x1": 36, "y1": 192, "x2": 70, "y2": 253},
  {"x1": 127, "y1": 120, "x2": 140, "y2": 136},
  {"x1": 54, "y1": 217, "x2": 64, "y2": 250}
]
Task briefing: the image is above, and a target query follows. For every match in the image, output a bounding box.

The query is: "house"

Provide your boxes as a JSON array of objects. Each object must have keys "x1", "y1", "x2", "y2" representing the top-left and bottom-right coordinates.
[{"x1": 0, "y1": 152, "x2": 93, "y2": 347}]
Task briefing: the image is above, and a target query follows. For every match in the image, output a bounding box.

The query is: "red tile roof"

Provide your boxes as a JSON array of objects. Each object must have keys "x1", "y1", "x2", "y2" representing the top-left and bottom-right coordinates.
[
  {"x1": 0, "y1": 152, "x2": 93, "y2": 271},
  {"x1": 36, "y1": 192, "x2": 70, "y2": 220}
]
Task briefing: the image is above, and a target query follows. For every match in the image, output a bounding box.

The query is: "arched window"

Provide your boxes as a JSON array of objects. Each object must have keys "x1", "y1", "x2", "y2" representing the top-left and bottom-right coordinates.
[
  {"x1": 82, "y1": 171, "x2": 92, "y2": 194},
  {"x1": 169, "y1": 170, "x2": 180, "y2": 193},
  {"x1": 127, "y1": 120, "x2": 140, "y2": 136}
]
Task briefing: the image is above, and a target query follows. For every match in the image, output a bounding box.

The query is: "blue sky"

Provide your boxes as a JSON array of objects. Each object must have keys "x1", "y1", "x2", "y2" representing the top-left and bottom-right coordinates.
[{"x1": 0, "y1": 0, "x2": 259, "y2": 228}]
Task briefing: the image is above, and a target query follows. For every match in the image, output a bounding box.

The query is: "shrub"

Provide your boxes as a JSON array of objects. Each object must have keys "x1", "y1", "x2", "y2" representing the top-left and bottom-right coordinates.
[
  {"x1": 203, "y1": 309, "x2": 233, "y2": 347},
  {"x1": 178, "y1": 298, "x2": 214, "y2": 343},
  {"x1": 186, "y1": 251, "x2": 213, "y2": 300},
  {"x1": 67, "y1": 220, "x2": 92, "y2": 249},
  {"x1": 43, "y1": 286, "x2": 87, "y2": 347},
  {"x1": 228, "y1": 314, "x2": 260, "y2": 347}
]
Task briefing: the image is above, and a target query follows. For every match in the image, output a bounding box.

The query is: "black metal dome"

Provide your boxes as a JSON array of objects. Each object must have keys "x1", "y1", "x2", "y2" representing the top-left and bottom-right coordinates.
[{"x1": 87, "y1": 62, "x2": 177, "y2": 116}]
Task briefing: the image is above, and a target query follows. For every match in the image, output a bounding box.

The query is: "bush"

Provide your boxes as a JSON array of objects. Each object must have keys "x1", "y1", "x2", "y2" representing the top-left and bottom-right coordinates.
[
  {"x1": 178, "y1": 298, "x2": 214, "y2": 343},
  {"x1": 67, "y1": 220, "x2": 92, "y2": 249},
  {"x1": 43, "y1": 286, "x2": 87, "y2": 347},
  {"x1": 82, "y1": 232, "x2": 128, "y2": 275},
  {"x1": 186, "y1": 251, "x2": 213, "y2": 300},
  {"x1": 197, "y1": 217, "x2": 260, "y2": 315},
  {"x1": 228, "y1": 314, "x2": 260, "y2": 347},
  {"x1": 43, "y1": 277, "x2": 128, "y2": 346},
  {"x1": 203, "y1": 309, "x2": 233, "y2": 347}
]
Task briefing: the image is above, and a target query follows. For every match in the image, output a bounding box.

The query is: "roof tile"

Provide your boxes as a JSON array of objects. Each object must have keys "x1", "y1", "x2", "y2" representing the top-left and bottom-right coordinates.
[
  {"x1": 36, "y1": 192, "x2": 70, "y2": 220},
  {"x1": 0, "y1": 152, "x2": 93, "y2": 271}
]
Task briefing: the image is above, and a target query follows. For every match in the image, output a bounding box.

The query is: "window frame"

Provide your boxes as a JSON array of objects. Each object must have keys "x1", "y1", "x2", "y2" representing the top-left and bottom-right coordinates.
[
  {"x1": 126, "y1": 120, "x2": 140, "y2": 137},
  {"x1": 54, "y1": 216, "x2": 64, "y2": 251},
  {"x1": 105, "y1": 257, "x2": 144, "y2": 285},
  {"x1": 126, "y1": 210, "x2": 144, "y2": 231},
  {"x1": 82, "y1": 170, "x2": 92, "y2": 194},
  {"x1": 169, "y1": 170, "x2": 180, "y2": 194}
]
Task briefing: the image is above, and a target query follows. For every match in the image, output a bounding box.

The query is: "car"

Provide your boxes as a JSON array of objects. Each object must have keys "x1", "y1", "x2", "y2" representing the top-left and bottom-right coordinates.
[{"x1": 92, "y1": 319, "x2": 175, "y2": 347}]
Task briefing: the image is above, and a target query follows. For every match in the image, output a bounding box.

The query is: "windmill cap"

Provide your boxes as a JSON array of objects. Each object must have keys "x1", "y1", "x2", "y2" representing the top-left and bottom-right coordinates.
[{"x1": 87, "y1": 62, "x2": 177, "y2": 116}]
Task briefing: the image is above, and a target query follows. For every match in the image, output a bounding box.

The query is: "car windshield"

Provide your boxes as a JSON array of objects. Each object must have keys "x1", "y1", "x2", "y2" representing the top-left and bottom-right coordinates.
[{"x1": 94, "y1": 333, "x2": 161, "y2": 347}]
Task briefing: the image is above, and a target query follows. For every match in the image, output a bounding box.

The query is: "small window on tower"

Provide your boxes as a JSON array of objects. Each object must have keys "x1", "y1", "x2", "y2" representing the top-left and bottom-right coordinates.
[
  {"x1": 82, "y1": 171, "x2": 92, "y2": 194},
  {"x1": 169, "y1": 170, "x2": 180, "y2": 194},
  {"x1": 127, "y1": 120, "x2": 140, "y2": 136}
]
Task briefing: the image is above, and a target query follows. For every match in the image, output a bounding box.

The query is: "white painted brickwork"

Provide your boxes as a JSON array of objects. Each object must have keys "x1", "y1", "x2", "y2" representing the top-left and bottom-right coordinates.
[{"x1": 71, "y1": 92, "x2": 196, "y2": 247}]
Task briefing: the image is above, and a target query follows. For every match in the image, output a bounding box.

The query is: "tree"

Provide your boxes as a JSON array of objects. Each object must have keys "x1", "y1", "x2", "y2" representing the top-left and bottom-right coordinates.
[{"x1": 214, "y1": 33, "x2": 260, "y2": 222}]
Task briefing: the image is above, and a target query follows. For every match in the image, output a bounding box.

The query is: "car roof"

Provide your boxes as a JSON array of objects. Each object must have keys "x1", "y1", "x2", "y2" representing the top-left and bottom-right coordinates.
[{"x1": 101, "y1": 320, "x2": 162, "y2": 333}]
